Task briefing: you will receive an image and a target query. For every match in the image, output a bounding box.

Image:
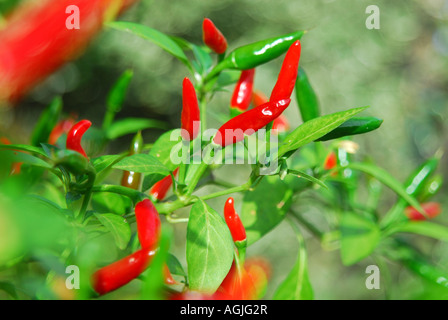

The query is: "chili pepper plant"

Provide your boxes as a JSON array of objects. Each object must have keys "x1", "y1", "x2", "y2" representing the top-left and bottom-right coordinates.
[{"x1": 0, "y1": 16, "x2": 446, "y2": 300}]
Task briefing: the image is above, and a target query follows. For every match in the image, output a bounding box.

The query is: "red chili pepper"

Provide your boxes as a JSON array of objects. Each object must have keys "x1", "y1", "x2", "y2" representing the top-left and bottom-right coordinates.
[
  {"x1": 0, "y1": 0, "x2": 138, "y2": 103},
  {"x1": 49, "y1": 117, "x2": 76, "y2": 145},
  {"x1": 224, "y1": 197, "x2": 246, "y2": 243},
  {"x1": 269, "y1": 40, "x2": 301, "y2": 102},
  {"x1": 181, "y1": 78, "x2": 200, "y2": 141},
  {"x1": 213, "y1": 99, "x2": 291, "y2": 147},
  {"x1": 231, "y1": 69, "x2": 255, "y2": 112},
  {"x1": 253, "y1": 90, "x2": 289, "y2": 133},
  {"x1": 66, "y1": 120, "x2": 91, "y2": 158},
  {"x1": 323, "y1": 151, "x2": 337, "y2": 170},
  {"x1": 149, "y1": 168, "x2": 179, "y2": 201},
  {"x1": 92, "y1": 247, "x2": 156, "y2": 295},
  {"x1": 134, "y1": 199, "x2": 161, "y2": 250},
  {"x1": 405, "y1": 202, "x2": 441, "y2": 221},
  {"x1": 202, "y1": 18, "x2": 228, "y2": 55}
]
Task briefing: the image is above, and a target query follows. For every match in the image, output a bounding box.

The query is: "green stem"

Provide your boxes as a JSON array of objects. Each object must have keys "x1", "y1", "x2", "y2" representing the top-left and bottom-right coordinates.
[
  {"x1": 289, "y1": 210, "x2": 323, "y2": 240},
  {"x1": 91, "y1": 184, "x2": 147, "y2": 204}
]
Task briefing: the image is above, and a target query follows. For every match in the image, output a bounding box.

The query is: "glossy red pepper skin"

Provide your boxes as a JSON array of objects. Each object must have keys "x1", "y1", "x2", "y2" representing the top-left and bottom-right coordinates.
[
  {"x1": 253, "y1": 90, "x2": 289, "y2": 133},
  {"x1": 149, "y1": 168, "x2": 179, "y2": 201},
  {"x1": 66, "y1": 120, "x2": 91, "y2": 158},
  {"x1": 134, "y1": 199, "x2": 161, "y2": 250},
  {"x1": 270, "y1": 40, "x2": 301, "y2": 102},
  {"x1": 213, "y1": 99, "x2": 291, "y2": 147},
  {"x1": 49, "y1": 118, "x2": 76, "y2": 145},
  {"x1": 92, "y1": 247, "x2": 156, "y2": 295},
  {"x1": 0, "y1": 0, "x2": 138, "y2": 103},
  {"x1": 202, "y1": 18, "x2": 228, "y2": 55},
  {"x1": 324, "y1": 151, "x2": 337, "y2": 170},
  {"x1": 181, "y1": 78, "x2": 200, "y2": 141},
  {"x1": 405, "y1": 202, "x2": 441, "y2": 221},
  {"x1": 231, "y1": 69, "x2": 255, "y2": 112},
  {"x1": 224, "y1": 198, "x2": 246, "y2": 242}
]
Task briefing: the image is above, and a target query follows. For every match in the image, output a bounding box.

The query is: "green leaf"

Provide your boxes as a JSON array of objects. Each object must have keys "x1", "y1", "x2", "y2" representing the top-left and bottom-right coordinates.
[
  {"x1": 106, "y1": 118, "x2": 167, "y2": 140},
  {"x1": 0, "y1": 144, "x2": 48, "y2": 158},
  {"x1": 142, "y1": 173, "x2": 166, "y2": 192},
  {"x1": 107, "y1": 69, "x2": 133, "y2": 114},
  {"x1": 91, "y1": 192, "x2": 131, "y2": 215},
  {"x1": 108, "y1": 21, "x2": 191, "y2": 70},
  {"x1": 93, "y1": 213, "x2": 131, "y2": 250},
  {"x1": 31, "y1": 97, "x2": 62, "y2": 147},
  {"x1": 149, "y1": 130, "x2": 181, "y2": 171},
  {"x1": 92, "y1": 155, "x2": 123, "y2": 173},
  {"x1": 348, "y1": 162, "x2": 424, "y2": 214},
  {"x1": 273, "y1": 222, "x2": 313, "y2": 300},
  {"x1": 241, "y1": 176, "x2": 293, "y2": 245},
  {"x1": 191, "y1": 44, "x2": 213, "y2": 75},
  {"x1": 113, "y1": 154, "x2": 170, "y2": 175},
  {"x1": 1, "y1": 150, "x2": 51, "y2": 169},
  {"x1": 277, "y1": 106, "x2": 369, "y2": 158},
  {"x1": 340, "y1": 213, "x2": 380, "y2": 265},
  {"x1": 186, "y1": 199, "x2": 234, "y2": 293},
  {"x1": 167, "y1": 253, "x2": 186, "y2": 277},
  {"x1": 0, "y1": 282, "x2": 19, "y2": 300},
  {"x1": 216, "y1": 70, "x2": 242, "y2": 88},
  {"x1": 287, "y1": 169, "x2": 328, "y2": 190},
  {"x1": 387, "y1": 221, "x2": 448, "y2": 242}
]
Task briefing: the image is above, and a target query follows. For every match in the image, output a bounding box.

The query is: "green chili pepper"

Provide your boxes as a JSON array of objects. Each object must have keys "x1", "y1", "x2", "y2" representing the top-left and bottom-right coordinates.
[
  {"x1": 121, "y1": 131, "x2": 143, "y2": 190},
  {"x1": 418, "y1": 174, "x2": 443, "y2": 202},
  {"x1": 316, "y1": 117, "x2": 383, "y2": 142},
  {"x1": 206, "y1": 30, "x2": 305, "y2": 80},
  {"x1": 404, "y1": 157, "x2": 439, "y2": 198},
  {"x1": 295, "y1": 67, "x2": 320, "y2": 122}
]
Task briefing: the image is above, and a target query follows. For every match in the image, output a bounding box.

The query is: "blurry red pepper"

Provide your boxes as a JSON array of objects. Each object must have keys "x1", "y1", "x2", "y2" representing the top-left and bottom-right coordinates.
[
  {"x1": 213, "y1": 99, "x2": 291, "y2": 147},
  {"x1": 231, "y1": 69, "x2": 255, "y2": 112},
  {"x1": 323, "y1": 151, "x2": 337, "y2": 171},
  {"x1": 181, "y1": 78, "x2": 200, "y2": 140},
  {"x1": 134, "y1": 199, "x2": 161, "y2": 250},
  {"x1": 92, "y1": 247, "x2": 156, "y2": 295},
  {"x1": 253, "y1": 90, "x2": 289, "y2": 134},
  {"x1": 405, "y1": 202, "x2": 441, "y2": 221},
  {"x1": 149, "y1": 168, "x2": 179, "y2": 201},
  {"x1": 224, "y1": 197, "x2": 246, "y2": 243},
  {"x1": 49, "y1": 117, "x2": 76, "y2": 145},
  {"x1": 269, "y1": 40, "x2": 302, "y2": 102},
  {"x1": 66, "y1": 120, "x2": 91, "y2": 158},
  {"x1": 202, "y1": 18, "x2": 228, "y2": 55},
  {"x1": 0, "y1": 0, "x2": 138, "y2": 103}
]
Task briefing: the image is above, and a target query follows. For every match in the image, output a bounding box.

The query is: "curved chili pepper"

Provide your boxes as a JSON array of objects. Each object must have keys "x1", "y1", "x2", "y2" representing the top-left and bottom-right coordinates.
[
  {"x1": 231, "y1": 69, "x2": 255, "y2": 112},
  {"x1": 213, "y1": 98, "x2": 291, "y2": 147},
  {"x1": 404, "y1": 202, "x2": 441, "y2": 221},
  {"x1": 207, "y1": 30, "x2": 305, "y2": 80},
  {"x1": 135, "y1": 199, "x2": 161, "y2": 250},
  {"x1": 253, "y1": 91, "x2": 289, "y2": 134},
  {"x1": 66, "y1": 120, "x2": 91, "y2": 158},
  {"x1": 323, "y1": 151, "x2": 337, "y2": 170},
  {"x1": 149, "y1": 168, "x2": 179, "y2": 201},
  {"x1": 121, "y1": 132, "x2": 143, "y2": 190},
  {"x1": 202, "y1": 18, "x2": 228, "y2": 55},
  {"x1": 181, "y1": 78, "x2": 200, "y2": 141},
  {"x1": 49, "y1": 117, "x2": 76, "y2": 145},
  {"x1": 224, "y1": 197, "x2": 246, "y2": 243},
  {"x1": 92, "y1": 247, "x2": 156, "y2": 295},
  {"x1": 270, "y1": 40, "x2": 301, "y2": 102}
]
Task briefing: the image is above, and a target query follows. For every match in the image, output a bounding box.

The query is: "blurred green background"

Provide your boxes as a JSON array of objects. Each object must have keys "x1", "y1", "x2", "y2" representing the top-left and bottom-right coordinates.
[{"x1": 1, "y1": 0, "x2": 447, "y2": 299}]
